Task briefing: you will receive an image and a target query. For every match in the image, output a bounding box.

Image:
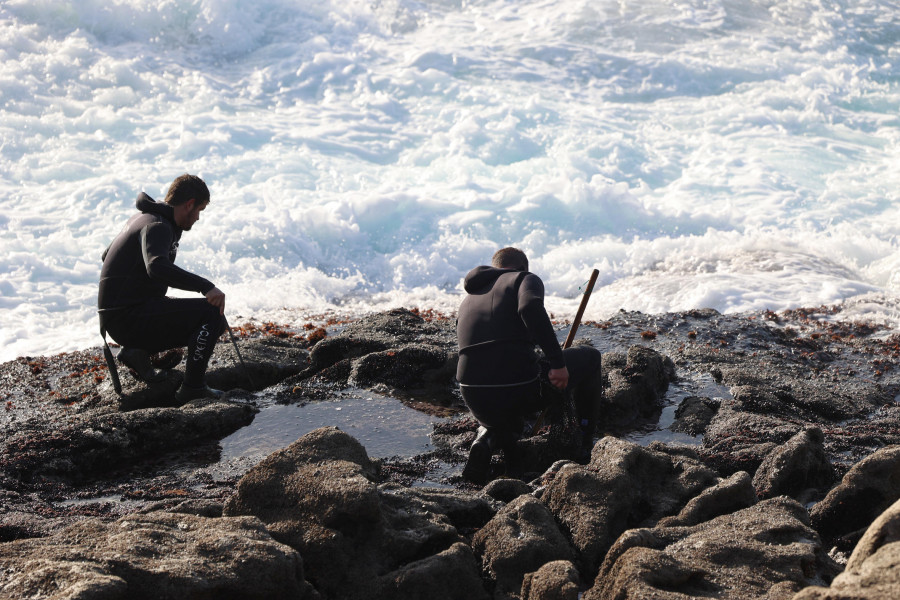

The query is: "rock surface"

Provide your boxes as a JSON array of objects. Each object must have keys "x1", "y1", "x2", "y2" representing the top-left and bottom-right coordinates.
[
  {"x1": 542, "y1": 437, "x2": 719, "y2": 575},
  {"x1": 752, "y1": 427, "x2": 834, "y2": 501},
  {"x1": 794, "y1": 497, "x2": 900, "y2": 599},
  {"x1": 0, "y1": 511, "x2": 313, "y2": 600},
  {"x1": 473, "y1": 494, "x2": 576, "y2": 598},
  {"x1": 223, "y1": 426, "x2": 493, "y2": 600},
  {"x1": 520, "y1": 560, "x2": 582, "y2": 600},
  {"x1": 586, "y1": 497, "x2": 838, "y2": 599},
  {"x1": 4, "y1": 306, "x2": 900, "y2": 598},
  {"x1": 810, "y1": 444, "x2": 900, "y2": 550}
]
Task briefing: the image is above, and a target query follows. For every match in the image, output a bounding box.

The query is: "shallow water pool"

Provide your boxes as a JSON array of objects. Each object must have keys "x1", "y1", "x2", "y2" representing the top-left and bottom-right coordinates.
[
  {"x1": 623, "y1": 372, "x2": 733, "y2": 447},
  {"x1": 219, "y1": 390, "x2": 448, "y2": 464}
]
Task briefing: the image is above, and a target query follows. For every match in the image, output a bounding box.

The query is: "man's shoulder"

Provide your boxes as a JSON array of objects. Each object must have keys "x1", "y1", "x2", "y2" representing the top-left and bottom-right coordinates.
[{"x1": 519, "y1": 271, "x2": 544, "y2": 286}]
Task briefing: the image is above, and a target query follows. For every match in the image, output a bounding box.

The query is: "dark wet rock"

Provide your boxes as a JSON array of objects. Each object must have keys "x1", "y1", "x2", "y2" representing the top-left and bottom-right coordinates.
[
  {"x1": 753, "y1": 427, "x2": 834, "y2": 501},
  {"x1": 821, "y1": 405, "x2": 900, "y2": 466},
  {"x1": 602, "y1": 345, "x2": 675, "y2": 427},
  {"x1": 670, "y1": 395, "x2": 720, "y2": 436},
  {"x1": 810, "y1": 445, "x2": 900, "y2": 548},
  {"x1": 0, "y1": 511, "x2": 314, "y2": 600},
  {"x1": 585, "y1": 497, "x2": 839, "y2": 600},
  {"x1": 223, "y1": 426, "x2": 492, "y2": 600},
  {"x1": 350, "y1": 343, "x2": 452, "y2": 389},
  {"x1": 517, "y1": 423, "x2": 584, "y2": 479},
  {"x1": 481, "y1": 477, "x2": 535, "y2": 504},
  {"x1": 106, "y1": 336, "x2": 310, "y2": 408},
  {"x1": 719, "y1": 364, "x2": 888, "y2": 423},
  {"x1": 1, "y1": 398, "x2": 255, "y2": 483},
  {"x1": 291, "y1": 309, "x2": 458, "y2": 396},
  {"x1": 310, "y1": 309, "x2": 442, "y2": 367},
  {"x1": 385, "y1": 542, "x2": 490, "y2": 600},
  {"x1": 658, "y1": 470, "x2": 757, "y2": 527},
  {"x1": 795, "y1": 497, "x2": 900, "y2": 600},
  {"x1": 700, "y1": 403, "x2": 801, "y2": 476},
  {"x1": 473, "y1": 494, "x2": 577, "y2": 598},
  {"x1": 379, "y1": 483, "x2": 499, "y2": 533},
  {"x1": 542, "y1": 438, "x2": 719, "y2": 576},
  {"x1": 162, "y1": 498, "x2": 225, "y2": 518},
  {"x1": 205, "y1": 335, "x2": 310, "y2": 391},
  {"x1": 520, "y1": 560, "x2": 582, "y2": 600}
]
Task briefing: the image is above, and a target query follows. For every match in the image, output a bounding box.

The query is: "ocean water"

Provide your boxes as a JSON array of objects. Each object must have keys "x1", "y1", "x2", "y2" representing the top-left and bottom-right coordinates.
[{"x1": 1, "y1": 0, "x2": 899, "y2": 362}]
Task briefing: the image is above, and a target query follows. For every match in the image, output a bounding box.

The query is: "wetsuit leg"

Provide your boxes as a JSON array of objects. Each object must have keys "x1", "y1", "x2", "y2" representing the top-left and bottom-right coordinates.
[
  {"x1": 103, "y1": 297, "x2": 225, "y2": 386},
  {"x1": 182, "y1": 302, "x2": 226, "y2": 387},
  {"x1": 559, "y1": 346, "x2": 603, "y2": 454},
  {"x1": 460, "y1": 382, "x2": 543, "y2": 481},
  {"x1": 460, "y1": 381, "x2": 543, "y2": 435}
]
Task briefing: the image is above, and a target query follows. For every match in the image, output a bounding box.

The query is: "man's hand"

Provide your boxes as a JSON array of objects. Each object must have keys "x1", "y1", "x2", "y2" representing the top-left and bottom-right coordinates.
[
  {"x1": 206, "y1": 287, "x2": 226, "y2": 315},
  {"x1": 548, "y1": 366, "x2": 569, "y2": 390}
]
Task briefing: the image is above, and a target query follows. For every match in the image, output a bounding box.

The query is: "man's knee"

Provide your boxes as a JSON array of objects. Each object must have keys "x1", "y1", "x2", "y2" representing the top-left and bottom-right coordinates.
[
  {"x1": 580, "y1": 345, "x2": 602, "y2": 372},
  {"x1": 200, "y1": 303, "x2": 226, "y2": 337}
]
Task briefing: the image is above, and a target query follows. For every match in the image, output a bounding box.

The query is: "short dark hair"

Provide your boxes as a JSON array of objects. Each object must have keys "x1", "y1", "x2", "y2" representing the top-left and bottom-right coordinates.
[
  {"x1": 491, "y1": 247, "x2": 529, "y2": 271},
  {"x1": 164, "y1": 174, "x2": 209, "y2": 206}
]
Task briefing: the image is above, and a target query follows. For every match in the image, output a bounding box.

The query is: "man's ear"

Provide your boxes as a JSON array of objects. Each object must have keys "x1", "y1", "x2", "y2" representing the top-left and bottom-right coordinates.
[{"x1": 184, "y1": 198, "x2": 196, "y2": 211}]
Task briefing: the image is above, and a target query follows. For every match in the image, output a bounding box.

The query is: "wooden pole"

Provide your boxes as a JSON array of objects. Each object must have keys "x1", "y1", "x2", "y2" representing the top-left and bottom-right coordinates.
[{"x1": 562, "y1": 269, "x2": 600, "y2": 350}]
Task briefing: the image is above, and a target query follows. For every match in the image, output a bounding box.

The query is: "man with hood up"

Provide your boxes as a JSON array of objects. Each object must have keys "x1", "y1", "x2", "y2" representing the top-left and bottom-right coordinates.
[
  {"x1": 456, "y1": 247, "x2": 602, "y2": 484},
  {"x1": 98, "y1": 174, "x2": 227, "y2": 401}
]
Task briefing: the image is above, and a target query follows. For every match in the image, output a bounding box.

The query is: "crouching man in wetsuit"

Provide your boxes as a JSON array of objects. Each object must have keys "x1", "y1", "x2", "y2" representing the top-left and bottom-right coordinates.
[
  {"x1": 456, "y1": 247, "x2": 602, "y2": 484},
  {"x1": 98, "y1": 174, "x2": 227, "y2": 401}
]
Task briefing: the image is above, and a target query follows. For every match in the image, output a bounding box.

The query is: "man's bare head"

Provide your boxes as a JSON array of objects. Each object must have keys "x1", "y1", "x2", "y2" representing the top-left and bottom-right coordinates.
[{"x1": 491, "y1": 247, "x2": 529, "y2": 272}]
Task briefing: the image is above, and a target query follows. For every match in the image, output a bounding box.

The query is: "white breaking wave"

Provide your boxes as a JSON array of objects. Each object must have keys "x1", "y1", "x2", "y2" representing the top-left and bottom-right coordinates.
[{"x1": 1, "y1": 0, "x2": 899, "y2": 361}]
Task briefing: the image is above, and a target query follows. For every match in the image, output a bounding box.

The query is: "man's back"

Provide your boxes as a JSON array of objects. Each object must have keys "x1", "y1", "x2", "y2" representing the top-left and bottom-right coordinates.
[
  {"x1": 99, "y1": 193, "x2": 211, "y2": 315},
  {"x1": 456, "y1": 265, "x2": 563, "y2": 387}
]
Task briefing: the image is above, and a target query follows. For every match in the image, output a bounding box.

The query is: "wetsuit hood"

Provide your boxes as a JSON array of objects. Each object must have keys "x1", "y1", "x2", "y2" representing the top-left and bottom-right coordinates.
[
  {"x1": 136, "y1": 192, "x2": 177, "y2": 227},
  {"x1": 463, "y1": 266, "x2": 524, "y2": 294}
]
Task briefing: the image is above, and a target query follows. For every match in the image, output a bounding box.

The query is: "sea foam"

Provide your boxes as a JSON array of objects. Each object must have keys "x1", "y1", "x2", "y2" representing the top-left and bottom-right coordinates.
[{"x1": 1, "y1": 0, "x2": 899, "y2": 361}]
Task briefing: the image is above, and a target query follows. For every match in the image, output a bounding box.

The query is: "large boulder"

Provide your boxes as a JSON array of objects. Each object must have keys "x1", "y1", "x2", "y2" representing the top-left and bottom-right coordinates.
[
  {"x1": 1, "y1": 398, "x2": 255, "y2": 483},
  {"x1": 670, "y1": 395, "x2": 720, "y2": 437},
  {"x1": 602, "y1": 346, "x2": 675, "y2": 427},
  {"x1": 700, "y1": 403, "x2": 801, "y2": 476},
  {"x1": 794, "y1": 497, "x2": 900, "y2": 599},
  {"x1": 377, "y1": 542, "x2": 488, "y2": 600},
  {"x1": 521, "y1": 560, "x2": 583, "y2": 600},
  {"x1": 657, "y1": 470, "x2": 757, "y2": 527},
  {"x1": 753, "y1": 427, "x2": 834, "y2": 501},
  {"x1": 586, "y1": 497, "x2": 839, "y2": 599},
  {"x1": 223, "y1": 426, "x2": 493, "y2": 600},
  {"x1": 350, "y1": 343, "x2": 451, "y2": 389},
  {"x1": 0, "y1": 511, "x2": 313, "y2": 599},
  {"x1": 223, "y1": 426, "x2": 385, "y2": 597},
  {"x1": 472, "y1": 494, "x2": 576, "y2": 598},
  {"x1": 810, "y1": 445, "x2": 900, "y2": 547},
  {"x1": 293, "y1": 309, "x2": 458, "y2": 395},
  {"x1": 542, "y1": 438, "x2": 719, "y2": 575}
]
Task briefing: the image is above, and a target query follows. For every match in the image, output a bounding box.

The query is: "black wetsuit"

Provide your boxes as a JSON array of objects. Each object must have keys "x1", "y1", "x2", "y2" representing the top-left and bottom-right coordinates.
[
  {"x1": 98, "y1": 193, "x2": 224, "y2": 387},
  {"x1": 456, "y1": 266, "x2": 601, "y2": 437}
]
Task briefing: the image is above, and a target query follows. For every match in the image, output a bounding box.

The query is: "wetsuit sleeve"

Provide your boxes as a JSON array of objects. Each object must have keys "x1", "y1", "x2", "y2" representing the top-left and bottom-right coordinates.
[
  {"x1": 140, "y1": 221, "x2": 215, "y2": 294},
  {"x1": 518, "y1": 274, "x2": 565, "y2": 369}
]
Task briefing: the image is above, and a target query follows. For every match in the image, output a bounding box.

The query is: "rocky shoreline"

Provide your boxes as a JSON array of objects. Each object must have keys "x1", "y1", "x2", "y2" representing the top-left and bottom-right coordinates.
[{"x1": 3, "y1": 306, "x2": 900, "y2": 598}]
